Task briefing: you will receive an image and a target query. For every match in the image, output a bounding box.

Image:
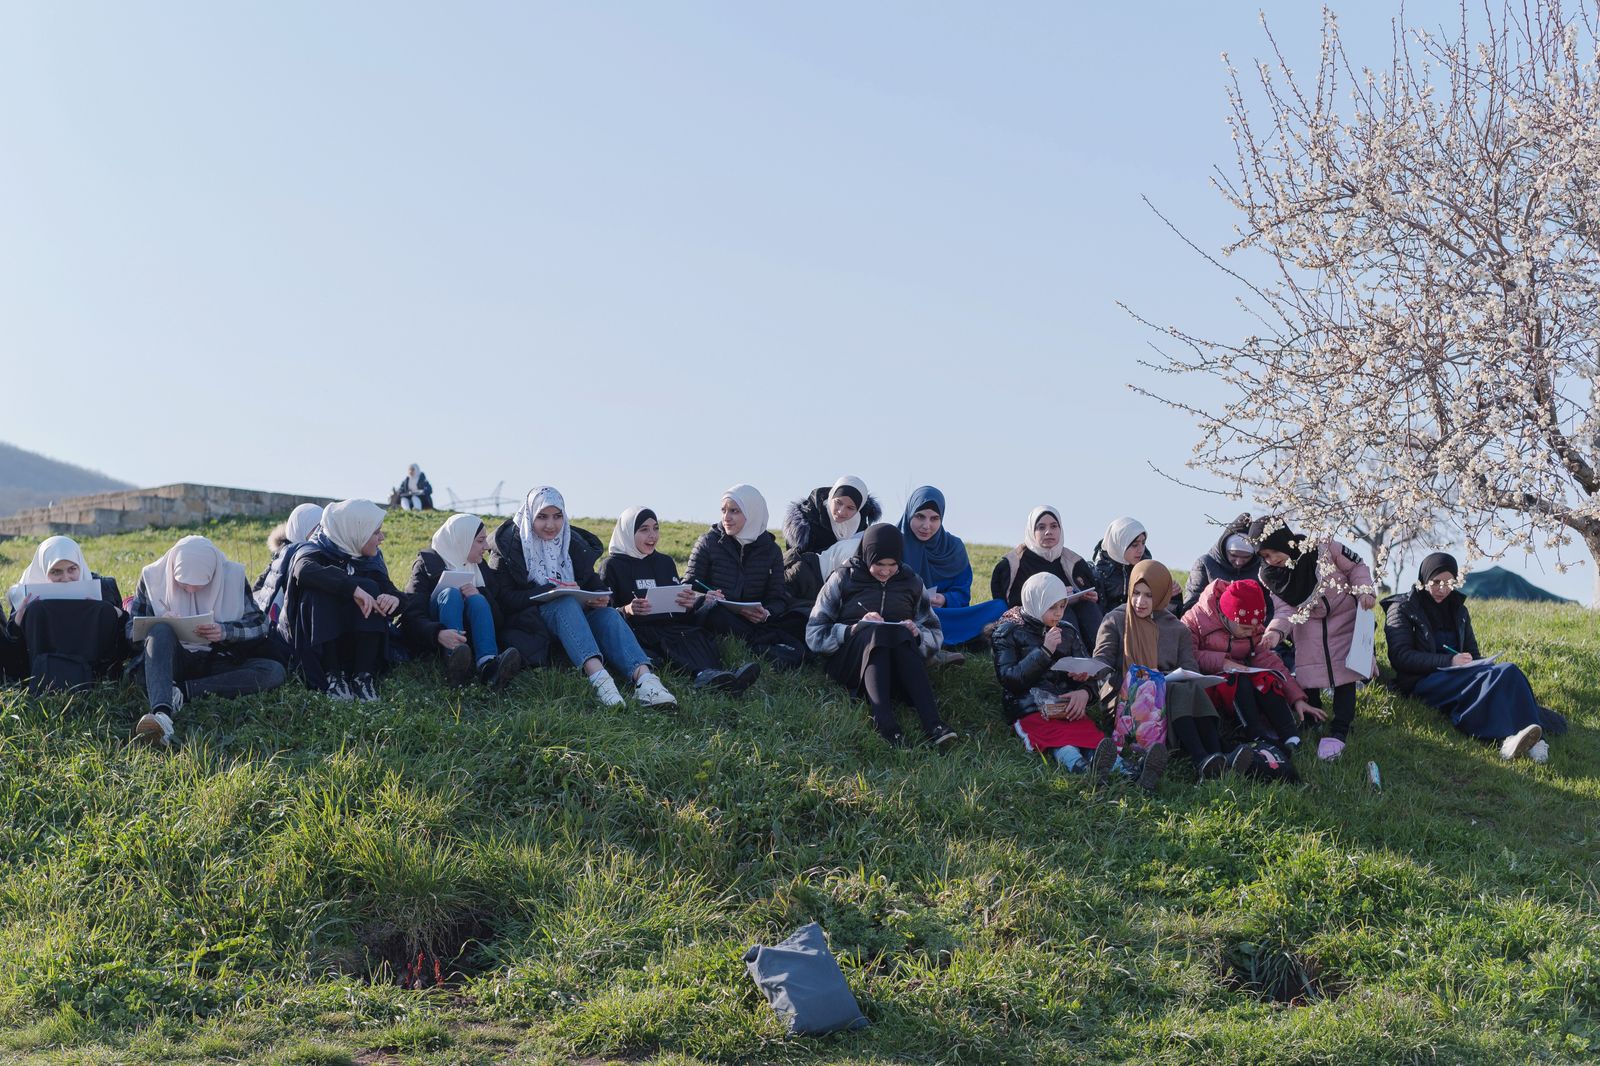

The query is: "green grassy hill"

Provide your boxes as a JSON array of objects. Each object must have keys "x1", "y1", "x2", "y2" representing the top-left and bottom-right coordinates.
[{"x1": 1, "y1": 512, "x2": 1597, "y2": 1065}]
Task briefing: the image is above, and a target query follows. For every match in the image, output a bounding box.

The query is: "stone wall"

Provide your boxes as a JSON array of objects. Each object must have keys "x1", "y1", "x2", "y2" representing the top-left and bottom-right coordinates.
[{"x1": 0, "y1": 484, "x2": 330, "y2": 539}]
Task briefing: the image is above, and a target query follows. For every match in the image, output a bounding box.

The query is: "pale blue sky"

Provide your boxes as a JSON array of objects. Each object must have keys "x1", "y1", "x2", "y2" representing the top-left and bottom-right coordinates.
[{"x1": 2, "y1": 2, "x2": 1586, "y2": 598}]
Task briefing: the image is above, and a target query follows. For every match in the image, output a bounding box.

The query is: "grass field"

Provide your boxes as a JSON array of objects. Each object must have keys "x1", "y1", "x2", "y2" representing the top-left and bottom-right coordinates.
[{"x1": 0, "y1": 510, "x2": 1597, "y2": 1064}]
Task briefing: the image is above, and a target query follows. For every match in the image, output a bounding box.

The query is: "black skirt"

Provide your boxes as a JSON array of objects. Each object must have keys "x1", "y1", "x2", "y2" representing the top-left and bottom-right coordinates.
[{"x1": 826, "y1": 621, "x2": 916, "y2": 691}]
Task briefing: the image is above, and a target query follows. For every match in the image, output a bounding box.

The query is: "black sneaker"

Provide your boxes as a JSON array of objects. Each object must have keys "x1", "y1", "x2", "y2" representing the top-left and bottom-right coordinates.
[
  {"x1": 445, "y1": 644, "x2": 474, "y2": 687},
  {"x1": 1199, "y1": 752, "x2": 1226, "y2": 780},
  {"x1": 928, "y1": 723, "x2": 960, "y2": 750},
  {"x1": 326, "y1": 674, "x2": 354, "y2": 701},
  {"x1": 488, "y1": 647, "x2": 523, "y2": 692},
  {"x1": 352, "y1": 673, "x2": 380, "y2": 702},
  {"x1": 1227, "y1": 745, "x2": 1257, "y2": 777},
  {"x1": 728, "y1": 661, "x2": 761, "y2": 694},
  {"x1": 882, "y1": 731, "x2": 910, "y2": 750},
  {"x1": 1136, "y1": 745, "x2": 1169, "y2": 791},
  {"x1": 1089, "y1": 737, "x2": 1120, "y2": 785}
]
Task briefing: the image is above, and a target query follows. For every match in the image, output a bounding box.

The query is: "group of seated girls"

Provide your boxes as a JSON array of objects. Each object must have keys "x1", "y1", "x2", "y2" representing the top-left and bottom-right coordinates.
[
  {"x1": 987, "y1": 511, "x2": 1566, "y2": 787},
  {"x1": 0, "y1": 493, "x2": 1569, "y2": 776}
]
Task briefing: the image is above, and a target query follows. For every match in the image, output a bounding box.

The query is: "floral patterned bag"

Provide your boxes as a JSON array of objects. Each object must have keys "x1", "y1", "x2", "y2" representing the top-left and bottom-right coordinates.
[{"x1": 1113, "y1": 664, "x2": 1168, "y2": 750}]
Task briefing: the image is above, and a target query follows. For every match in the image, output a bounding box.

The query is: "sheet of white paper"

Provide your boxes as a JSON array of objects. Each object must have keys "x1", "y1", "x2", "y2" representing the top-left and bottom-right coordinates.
[
  {"x1": 435, "y1": 569, "x2": 480, "y2": 592},
  {"x1": 1050, "y1": 656, "x2": 1113, "y2": 675},
  {"x1": 815, "y1": 534, "x2": 862, "y2": 578},
  {"x1": 1164, "y1": 668, "x2": 1225, "y2": 689},
  {"x1": 643, "y1": 585, "x2": 689, "y2": 614},
  {"x1": 130, "y1": 613, "x2": 215, "y2": 643},
  {"x1": 20, "y1": 579, "x2": 103, "y2": 603},
  {"x1": 856, "y1": 618, "x2": 906, "y2": 626},
  {"x1": 1224, "y1": 664, "x2": 1278, "y2": 675},
  {"x1": 1345, "y1": 605, "x2": 1377, "y2": 678},
  {"x1": 529, "y1": 587, "x2": 611, "y2": 605},
  {"x1": 713, "y1": 598, "x2": 764, "y2": 609}
]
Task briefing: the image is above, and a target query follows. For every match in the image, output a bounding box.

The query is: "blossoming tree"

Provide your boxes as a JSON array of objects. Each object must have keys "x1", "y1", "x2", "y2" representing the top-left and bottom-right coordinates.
[{"x1": 1136, "y1": 1, "x2": 1600, "y2": 602}]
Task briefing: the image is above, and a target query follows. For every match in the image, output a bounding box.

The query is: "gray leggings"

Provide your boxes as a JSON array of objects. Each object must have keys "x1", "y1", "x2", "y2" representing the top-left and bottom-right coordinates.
[{"x1": 142, "y1": 622, "x2": 286, "y2": 711}]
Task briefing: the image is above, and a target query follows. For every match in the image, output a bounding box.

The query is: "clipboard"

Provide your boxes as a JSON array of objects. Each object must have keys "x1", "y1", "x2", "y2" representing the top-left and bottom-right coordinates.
[
  {"x1": 18, "y1": 579, "x2": 103, "y2": 603},
  {"x1": 529, "y1": 587, "x2": 611, "y2": 605},
  {"x1": 130, "y1": 613, "x2": 215, "y2": 643}
]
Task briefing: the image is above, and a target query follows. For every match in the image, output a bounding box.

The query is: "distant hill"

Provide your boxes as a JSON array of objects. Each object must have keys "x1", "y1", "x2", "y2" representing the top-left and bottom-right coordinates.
[
  {"x1": 0, "y1": 440, "x2": 132, "y2": 517},
  {"x1": 1462, "y1": 565, "x2": 1572, "y2": 603}
]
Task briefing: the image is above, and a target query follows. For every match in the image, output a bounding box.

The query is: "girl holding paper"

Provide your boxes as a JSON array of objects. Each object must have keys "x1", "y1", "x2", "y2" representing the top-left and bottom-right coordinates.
[
  {"x1": 128, "y1": 535, "x2": 286, "y2": 746},
  {"x1": 991, "y1": 572, "x2": 1119, "y2": 774},
  {"x1": 897, "y1": 486, "x2": 1006, "y2": 656},
  {"x1": 487, "y1": 487, "x2": 676, "y2": 709},
  {"x1": 599, "y1": 507, "x2": 760, "y2": 693},
  {"x1": 684, "y1": 484, "x2": 809, "y2": 669},
  {"x1": 989, "y1": 505, "x2": 1103, "y2": 639},
  {"x1": 1094, "y1": 560, "x2": 1236, "y2": 784},
  {"x1": 282, "y1": 499, "x2": 432, "y2": 701},
  {"x1": 1381, "y1": 553, "x2": 1565, "y2": 761},
  {"x1": 2, "y1": 535, "x2": 128, "y2": 686},
  {"x1": 1248, "y1": 517, "x2": 1376, "y2": 761},
  {"x1": 1181, "y1": 577, "x2": 1322, "y2": 752},
  {"x1": 404, "y1": 513, "x2": 536, "y2": 691},
  {"x1": 806, "y1": 524, "x2": 956, "y2": 750}
]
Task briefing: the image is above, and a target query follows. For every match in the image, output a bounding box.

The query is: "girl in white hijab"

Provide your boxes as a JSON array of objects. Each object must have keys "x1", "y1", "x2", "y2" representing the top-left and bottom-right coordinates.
[
  {"x1": 598, "y1": 506, "x2": 761, "y2": 694},
  {"x1": 989, "y1": 505, "x2": 1102, "y2": 637},
  {"x1": 402, "y1": 513, "x2": 524, "y2": 691},
  {"x1": 496, "y1": 486, "x2": 677, "y2": 710},
  {"x1": 2, "y1": 535, "x2": 127, "y2": 688},
  {"x1": 683, "y1": 484, "x2": 810, "y2": 669},
  {"x1": 129, "y1": 535, "x2": 285, "y2": 747},
  {"x1": 1090, "y1": 516, "x2": 1180, "y2": 611},
  {"x1": 7, "y1": 536, "x2": 113, "y2": 614},
  {"x1": 281, "y1": 499, "x2": 414, "y2": 702},
  {"x1": 254, "y1": 503, "x2": 325, "y2": 613},
  {"x1": 781, "y1": 475, "x2": 883, "y2": 612}
]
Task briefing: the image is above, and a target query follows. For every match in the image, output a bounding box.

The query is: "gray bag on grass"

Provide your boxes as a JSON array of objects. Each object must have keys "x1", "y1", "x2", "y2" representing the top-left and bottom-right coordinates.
[{"x1": 744, "y1": 922, "x2": 868, "y2": 1036}]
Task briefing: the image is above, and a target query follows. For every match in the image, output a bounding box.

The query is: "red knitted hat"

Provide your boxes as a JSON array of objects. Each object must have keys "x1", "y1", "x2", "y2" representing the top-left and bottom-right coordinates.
[{"x1": 1219, "y1": 579, "x2": 1267, "y2": 624}]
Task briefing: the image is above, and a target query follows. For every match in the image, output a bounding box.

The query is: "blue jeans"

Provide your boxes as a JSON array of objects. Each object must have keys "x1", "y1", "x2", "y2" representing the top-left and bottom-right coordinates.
[
  {"x1": 539, "y1": 597, "x2": 648, "y2": 675},
  {"x1": 430, "y1": 587, "x2": 498, "y2": 661}
]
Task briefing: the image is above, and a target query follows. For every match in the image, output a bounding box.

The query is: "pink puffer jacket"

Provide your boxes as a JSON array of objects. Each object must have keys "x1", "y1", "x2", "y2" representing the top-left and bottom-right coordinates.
[
  {"x1": 1280, "y1": 539, "x2": 1375, "y2": 689},
  {"x1": 1180, "y1": 579, "x2": 1307, "y2": 703}
]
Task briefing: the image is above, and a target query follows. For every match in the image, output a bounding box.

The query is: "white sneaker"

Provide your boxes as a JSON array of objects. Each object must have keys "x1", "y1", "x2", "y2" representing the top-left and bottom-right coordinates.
[
  {"x1": 634, "y1": 670, "x2": 677, "y2": 707},
  {"x1": 1529, "y1": 739, "x2": 1550, "y2": 764},
  {"x1": 1499, "y1": 724, "x2": 1542, "y2": 760},
  {"x1": 133, "y1": 711, "x2": 175, "y2": 747},
  {"x1": 589, "y1": 671, "x2": 625, "y2": 708}
]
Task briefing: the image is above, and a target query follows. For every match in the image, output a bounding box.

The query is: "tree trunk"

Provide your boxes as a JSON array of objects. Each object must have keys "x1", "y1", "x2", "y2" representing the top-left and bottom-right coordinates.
[{"x1": 1581, "y1": 526, "x2": 1600, "y2": 608}]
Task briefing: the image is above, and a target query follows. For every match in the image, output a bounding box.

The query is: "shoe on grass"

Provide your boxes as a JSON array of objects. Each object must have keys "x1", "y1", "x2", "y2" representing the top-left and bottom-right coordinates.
[
  {"x1": 1089, "y1": 737, "x2": 1120, "y2": 785},
  {"x1": 132, "y1": 710, "x2": 175, "y2": 747},
  {"x1": 326, "y1": 675, "x2": 354, "y2": 701},
  {"x1": 488, "y1": 647, "x2": 523, "y2": 691},
  {"x1": 928, "y1": 723, "x2": 960, "y2": 750},
  {"x1": 1529, "y1": 739, "x2": 1550, "y2": 764},
  {"x1": 1499, "y1": 724, "x2": 1541, "y2": 760},
  {"x1": 352, "y1": 673, "x2": 380, "y2": 702},
  {"x1": 445, "y1": 643, "x2": 473, "y2": 687},
  {"x1": 1317, "y1": 737, "x2": 1346, "y2": 761},
  {"x1": 728, "y1": 661, "x2": 761, "y2": 694},
  {"x1": 931, "y1": 648, "x2": 966, "y2": 667},
  {"x1": 1136, "y1": 744, "x2": 1169, "y2": 791},
  {"x1": 589, "y1": 670, "x2": 626, "y2": 708},
  {"x1": 634, "y1": 670, "x2": 678, "y2": 707},
  {"x1": 1198, "y1": 752, "x2": 1226, "y2": 780},
  {"x1": 1227, "y1": 745, "x2": 1257, "y2": 777}
]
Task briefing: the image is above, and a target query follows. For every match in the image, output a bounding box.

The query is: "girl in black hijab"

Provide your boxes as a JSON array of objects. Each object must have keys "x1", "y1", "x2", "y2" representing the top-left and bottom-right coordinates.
[
  {"x1": 806, "y1": 524, "x2": 957, "y2": 750},
  {"x1": 1381, "y1": 552, "x2": 1565, "y2": 761}
]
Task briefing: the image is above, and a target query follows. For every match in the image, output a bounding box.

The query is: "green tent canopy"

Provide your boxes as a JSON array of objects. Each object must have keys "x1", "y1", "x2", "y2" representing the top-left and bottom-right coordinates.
[{"x1": 1460, "y1": 566, "x2": 1572, "y2": 603}]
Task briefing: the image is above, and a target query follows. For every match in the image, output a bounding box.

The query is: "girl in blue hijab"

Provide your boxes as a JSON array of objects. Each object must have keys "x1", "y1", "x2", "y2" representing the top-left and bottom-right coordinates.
[{"x1": 898, "y1": 486, "x2": 1007, "y2": 655}]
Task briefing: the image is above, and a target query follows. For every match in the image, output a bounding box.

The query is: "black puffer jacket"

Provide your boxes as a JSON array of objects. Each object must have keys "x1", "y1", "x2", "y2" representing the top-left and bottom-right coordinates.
[
  {"x1": 485, "y1": 518, "x2": 608, "y2": 613},
  {"x1": 1179, "y1": 514, "x2": 1259, "y2": 615},
  {"x1": 783, "y1": 487, "x2": 884, "y2": 557},
  {"x1": 1380, "y1": 590, "x2": 1479, "y2": 694},
  {"x1": 1090, "y1": 539, "x2": 1155, "y2": 611},
  {"x1": 683, "y1": 526, "x2": 791, "y2": 617},
  {"x1": 991, "y1": 614, "x2": 1097, "y2": 724}
]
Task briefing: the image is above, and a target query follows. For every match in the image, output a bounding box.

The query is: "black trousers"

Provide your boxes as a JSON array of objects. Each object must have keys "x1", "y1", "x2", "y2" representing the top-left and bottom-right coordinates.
[{"x1": 857, "y1": 641, "x2": 943, "y2": 741}]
